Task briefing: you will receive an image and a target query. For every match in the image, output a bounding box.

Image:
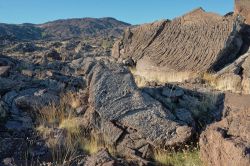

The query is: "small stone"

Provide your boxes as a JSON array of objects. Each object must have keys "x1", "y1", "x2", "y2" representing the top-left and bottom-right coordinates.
[
  {"x1": 34, "y1": 89, "x2": 47, "y2": 96},
  {"x1": 76, "y1": 106, "x2": 87, "y2": 115},
  {"x1": 21, "y1": 69, "x2": 33, "y2": 77},
  {"x1": 0, "y1": 66, "x2": 10, "y2": 77},
  {"x1": 2, "y1": 158, "x2": 16, "y2": 166},
  {"x1": 122, "y1": 58, "x2": 135, "y2": 67},
  {"x1": 46, "y1": 71, "x2": 53, "y2": 77}
]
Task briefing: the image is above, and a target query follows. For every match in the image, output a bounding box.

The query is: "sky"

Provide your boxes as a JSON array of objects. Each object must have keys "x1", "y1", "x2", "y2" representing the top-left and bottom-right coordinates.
[{"x1": 0, "y1": 0, "x2": 234, "y2": 25}]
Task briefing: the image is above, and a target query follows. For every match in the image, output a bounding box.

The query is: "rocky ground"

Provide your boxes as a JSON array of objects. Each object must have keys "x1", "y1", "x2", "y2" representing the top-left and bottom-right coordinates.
[{"x1": 0, "y1": 1, "x2": 250, "y2": 166}]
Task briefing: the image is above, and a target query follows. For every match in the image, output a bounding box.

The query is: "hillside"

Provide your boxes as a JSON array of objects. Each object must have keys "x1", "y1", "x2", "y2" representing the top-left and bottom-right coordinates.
[{"x1": 0, "y1": 17, "x2": 130, "y2": 41}]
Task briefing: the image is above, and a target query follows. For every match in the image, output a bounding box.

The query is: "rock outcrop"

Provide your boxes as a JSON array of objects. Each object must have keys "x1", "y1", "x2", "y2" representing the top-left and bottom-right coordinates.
[
  {"x1": 235, "y1": 0, "x2": 250, "y2": 24},
  {"x1": 215, "y1": 48, "x2": 250, "y2": 94},
  {"x1": 200, "y1": 93, "x2": 250, "y2": 166},
  {"x1": 80, "y1": 58, "x2": 193, "y2": 159},
  {"x1": 112, "y1": 8, "x2": 243, "y2": 80}
]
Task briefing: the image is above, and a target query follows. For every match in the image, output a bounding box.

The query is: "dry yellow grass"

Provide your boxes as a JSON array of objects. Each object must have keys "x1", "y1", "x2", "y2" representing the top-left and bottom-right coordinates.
[
  {"x1": 215, "y1": 77, "x2": 241, "y2": 92},
  {"x1": 35, "y1": 92, "x2": 90, "y2": 164},
  {"x1": 242, "y1": 78, "x2": 250, "y2": 94},
  {"x1": 131, "y1": 67, "x2": 245, "y2": 94},
  {"x1": 80, "y1": 137, "x2": 102, "y2": 154},
  {"x1": 202, "y1": 72, "x2": 242, "y2": 93},
  {"x1": 129, "y1": 67, "x2": 197, "y2": 87},
  {"x1": 201, "y1": 72, "x2": 217, "y2": 86},
  {"x1": 59, "y1": 117, "x2": 82, "y2": 135},
  {"x1": 138, "y1": 70, "x2": 195, "y2": 83},
  {"x1": 154, "y1": 145, "x2": 202, "y2": 166},
  {"x1": 154, "y1": 150, "x2": 202, "y2": 166}
]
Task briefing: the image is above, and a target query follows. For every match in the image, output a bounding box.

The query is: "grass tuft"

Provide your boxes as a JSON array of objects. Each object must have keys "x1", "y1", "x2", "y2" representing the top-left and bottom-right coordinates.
[
  {"x1": 129, "y1": 67, "x2": 197, "y2": 87},
  {"x1": 35, "y1": 92, "x2": 93, "y2": 164},
  {"x1": 154, "y1": 148, "x2": 202, "y2": 166},
  {"x1": 201, "y1": 72, "x2": 242, "y2": 93}
]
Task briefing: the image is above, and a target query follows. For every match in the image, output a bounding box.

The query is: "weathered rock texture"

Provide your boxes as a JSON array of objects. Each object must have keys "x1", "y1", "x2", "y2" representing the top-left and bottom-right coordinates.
[
  {"x1": 81, "y1": 58, "x2": 193, "y2": 159},
  {"x1": 235, "y1": 0, "x2": 250, "y2": 24},
  {"x1": 216, "y1": 48, "x2": 250, "y2": 94},
  {"x1": 85, "y1": 149, "x2": 127, "y2": 166},
  {"x1": 200, "y1": 93, "x2": 250, "y2": 166},
  {"x1": 113, "y1": 8, "x2": 243, "y2": 73}
]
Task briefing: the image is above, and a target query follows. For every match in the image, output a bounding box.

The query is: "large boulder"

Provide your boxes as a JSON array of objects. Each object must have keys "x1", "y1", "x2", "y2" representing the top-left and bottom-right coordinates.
[
  {"x1": 15, "y1": 89, "x2": 59, "y2": 112},
  {"x1": 112, "y1": 8, "x2": 243, "y2": 82},
  {"x1": 215, "y1": 48, "x2": 250, "y2": 94},
  {"x1": 200, "y1": 93, "x2": 250, "y2": 166},
  {"x1": 81, "y1": 58, "x2": 193, "y2": 159}
]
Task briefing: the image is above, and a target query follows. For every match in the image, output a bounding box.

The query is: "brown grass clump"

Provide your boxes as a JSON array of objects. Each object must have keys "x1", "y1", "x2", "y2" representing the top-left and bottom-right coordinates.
[
  {"x1": 35, "y1": 92, "x2": 96, "y2": 164},
  {"x1": 129, "y1": 67, "x2": 197, "y2": 87},
  {"x1": 202, "y1": 72, "x2": 242, "y2": 93}
]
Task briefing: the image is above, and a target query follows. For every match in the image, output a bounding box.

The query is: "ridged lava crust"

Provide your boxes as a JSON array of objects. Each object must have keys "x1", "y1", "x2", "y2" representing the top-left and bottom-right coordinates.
[
  {"x1": 82, "y1": 58, "x2": 193, "y2": 152},
  {"x1": 113, "y1": 8, "x2": 244, "y2": 72}
]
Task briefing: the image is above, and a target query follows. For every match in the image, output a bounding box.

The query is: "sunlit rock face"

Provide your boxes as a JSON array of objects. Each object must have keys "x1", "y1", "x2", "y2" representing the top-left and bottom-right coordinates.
[
  {"x1": 235, "y1": 0, "x2": 250, "y2": 24},
  {"x1": 112, "y1": 8, "x2": 244, "y2": 84}
]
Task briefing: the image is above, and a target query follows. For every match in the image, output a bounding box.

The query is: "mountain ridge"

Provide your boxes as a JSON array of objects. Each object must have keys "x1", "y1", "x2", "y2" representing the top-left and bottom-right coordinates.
[{"x1": 0, "y1": 17, "x2": 130, "y2": 41}]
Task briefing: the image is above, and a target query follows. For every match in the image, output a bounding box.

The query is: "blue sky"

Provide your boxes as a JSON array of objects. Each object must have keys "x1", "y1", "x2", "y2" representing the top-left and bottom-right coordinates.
[{"x1": 0, "y1": 0, "x2": 234, "y2": 25}]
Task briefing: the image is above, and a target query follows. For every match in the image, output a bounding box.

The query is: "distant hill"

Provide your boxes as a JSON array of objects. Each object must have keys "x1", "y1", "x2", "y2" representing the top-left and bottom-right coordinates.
[
  {"x1": 0, "y1": 23, "x2": 42, "y2": 40},
  {"x1": 0, "y1": 17, "x2": 130, "y2": 41}
]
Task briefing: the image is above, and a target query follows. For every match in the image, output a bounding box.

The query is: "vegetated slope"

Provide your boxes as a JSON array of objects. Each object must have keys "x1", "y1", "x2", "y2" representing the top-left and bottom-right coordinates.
[
  {"x1": 0, "y1": 17, "x2": 130, "y2": 41},
  {"x1": 113, "y1": 8, "x2": 244, "y2": 72},
  {"x1": 0, "y1": 23, "x2": 42, "y2": 40},
  {"x1": 38, "y1": 17, "x2": 130, "y2": 40}
]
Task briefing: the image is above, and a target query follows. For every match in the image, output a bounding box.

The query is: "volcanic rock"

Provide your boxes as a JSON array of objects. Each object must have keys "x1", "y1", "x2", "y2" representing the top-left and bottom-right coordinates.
[
  {"x1": 85, "y1": 149, "x2": 122, "y2": 166},
  {"x1": 15, "y1": 89, "x2": 59, "y2": 112},
  {"x1": 0, "y1": 78, "x2": 19, "y2": 95},
  {"x1": 0, "y1": 100, "x2": 8, "y2": 122},
  {"x1": 235, "y1": 0, "x2": 250, "y2": 24},
  {"x1": 112, "y1": 8, "x2": 244, "y2": 80},
  {"x1": 80, "y1": 58, "x2": 193, "y2": 158},
  {"x1": 215, "y1": 48, "x2": 250, "y2": 94},
  {"x1": 200, "y1": 93, "x2": 250, "y2": 166},
  {"x1": 0, "y1": 66, "x2": 10, "y2": 77}
]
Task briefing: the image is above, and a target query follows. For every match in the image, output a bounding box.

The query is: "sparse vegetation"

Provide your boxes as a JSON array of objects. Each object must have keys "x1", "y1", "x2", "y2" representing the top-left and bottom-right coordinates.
[
  {"x1": 34, "y1": 92, "x2": 97, "y2": 165},
  {"x1": 154, "y1": 147, "x2": 202, "y2": 166},
  {"x1": 130, "y1": 67, "x2": 197, "y2": 87},
  {"x1": 202, "y1": 72, "x2": 242, "y2": 93},
  {"x1": 80, "y1": 137, "x2": 103, "y2": 155},
  {"x1": 101, "y1": 39, "x2": 114, "y2": 49}
]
